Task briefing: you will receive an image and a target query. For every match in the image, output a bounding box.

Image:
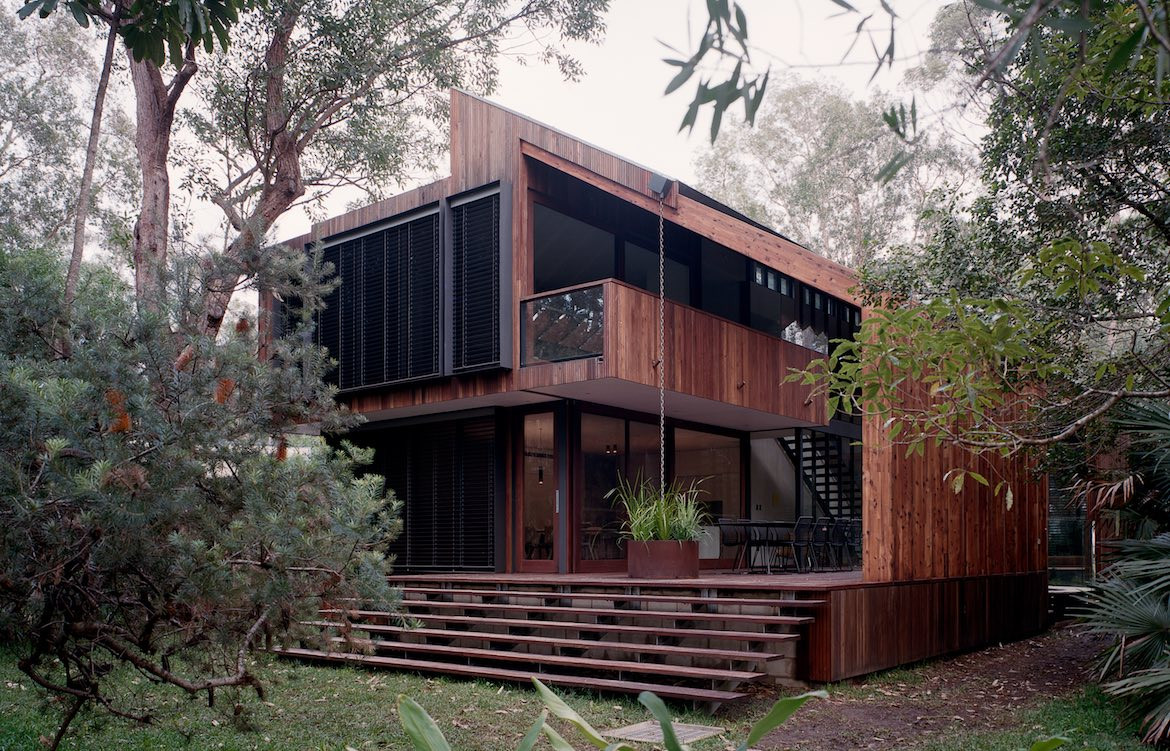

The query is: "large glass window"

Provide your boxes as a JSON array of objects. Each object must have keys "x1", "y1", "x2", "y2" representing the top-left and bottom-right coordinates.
[
  {"x1": 700, "y1": 239, "x2": 746, "y2": 324},
  {"x1": 522, "y1": 413, "x2": 556, "y2": 562},
  {"x1": 533, "y1": 203, "x2": 614, "y2": 293},
  {"x1": 673, "y1": 428, "x2": 740, "y2": 519},
  {"x1": 623, "y1": 241, "x2": 693, "y2": 305},
  {"x1": 579, "y1": 414, "x2": 626, "y2": 561}
]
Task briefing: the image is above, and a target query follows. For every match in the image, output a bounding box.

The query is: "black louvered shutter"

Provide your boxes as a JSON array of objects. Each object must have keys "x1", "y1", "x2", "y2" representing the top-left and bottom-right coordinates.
[
  {"x1": 317, "y1": 243, "x2": 341, "y2": 385},
  {"x1": 361, "y1": 230, "x2": 386, "y2": 387},
  {"x1": 457, "y1": 418, "x2": 497, "y2": 568},
  {"x1": 407, "y1": 214, "x2": 440, "y2": 379},
  {"x1": 362, "y1": 416, "x2": 498, "y2": 572},
  {"x1": 451, "y1": 194, "x2": 502, "y2": 371},
  {"x1": 338, "y1": 238, "x2": 362, "y2": 389}
]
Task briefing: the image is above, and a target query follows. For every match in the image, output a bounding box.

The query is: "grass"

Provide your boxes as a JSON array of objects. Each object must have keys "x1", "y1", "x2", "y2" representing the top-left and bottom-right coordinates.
[
  {"x1": 0, "y1": 645, "x2": 1149, "y2": 750},
  {"x1": 920, "y1": 687, "x2": 1147, "y2": 751},
  {"x1": 0, "y1": 647, "x2": 756, "y2": 750}
]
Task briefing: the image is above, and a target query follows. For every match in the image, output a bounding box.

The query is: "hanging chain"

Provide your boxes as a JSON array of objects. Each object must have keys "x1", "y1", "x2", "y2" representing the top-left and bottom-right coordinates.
[{"x1": 657, "y1": 197, "x2": 666, "y2": 498}]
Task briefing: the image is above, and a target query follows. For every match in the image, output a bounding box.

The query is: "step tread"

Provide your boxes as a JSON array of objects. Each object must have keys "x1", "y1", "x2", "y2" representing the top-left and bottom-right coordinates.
[
  {"x1": 399, "y1": 586, "x2": 824, "y2": 609},
  {"x1": 332, "y1": 612, "x2": 802, "y2": 643},
  {"x1": 304, "y1": 621, "x2": 786, "y2": 662},
  {"x1": 276, "y1": 647, "x2": 748, "y2": 702},
  {"x1": 377, "y1": 601, "x2": 815, "y2": 625},
  {"x1": 325, "y1": 637, "x2": 766, "y2": 681}
]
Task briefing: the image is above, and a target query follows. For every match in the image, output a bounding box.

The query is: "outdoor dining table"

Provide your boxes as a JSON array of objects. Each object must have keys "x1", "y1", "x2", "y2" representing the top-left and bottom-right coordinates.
[{"x1": 720, "y1": 519, "x2": 797, "y2": 574}]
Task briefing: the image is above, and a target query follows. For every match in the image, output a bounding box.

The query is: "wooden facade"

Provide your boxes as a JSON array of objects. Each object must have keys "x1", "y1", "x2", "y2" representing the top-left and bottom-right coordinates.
[{"x1": 267, "y1": 89, "x2": 1051, "y2": 687}]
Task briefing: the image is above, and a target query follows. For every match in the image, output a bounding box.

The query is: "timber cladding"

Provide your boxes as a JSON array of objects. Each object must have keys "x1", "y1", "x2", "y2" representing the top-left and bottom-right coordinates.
[
  {"x1": 862, "y1": 379, "x2": 1049, "y2": 583},
  {"x1": 803, "y1": 571, "x2": 1048, "y2": 682}
]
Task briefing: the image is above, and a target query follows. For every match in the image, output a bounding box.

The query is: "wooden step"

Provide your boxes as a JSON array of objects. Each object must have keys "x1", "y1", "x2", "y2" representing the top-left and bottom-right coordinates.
[
  {"x1": 334, "y1": 611, "x2": 802, "y2": 643},
  {"x1": 359, "y1": 601, "x2": 814, "y2": 626},
  {"x1": 325, "y1": 637, "x2": 766, "y2": 682},
  {"x1": 305, "y1": 621, "x2": 786, "y2": 662},
  {"x1": 399, "y1": 586, "x2": 824, "y2": 609},
  {"x1": 276, "y1": 647, "x2": 748, "y2": 703}
]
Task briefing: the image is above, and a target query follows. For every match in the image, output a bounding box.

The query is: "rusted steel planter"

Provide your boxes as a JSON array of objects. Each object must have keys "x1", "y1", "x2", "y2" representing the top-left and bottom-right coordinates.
[{"x1": 626, "y1": 540, "x2": 700, "y2": 579}]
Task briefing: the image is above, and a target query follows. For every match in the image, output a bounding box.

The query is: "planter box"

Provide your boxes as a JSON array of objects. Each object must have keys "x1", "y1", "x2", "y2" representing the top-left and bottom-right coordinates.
[{"x1": 627, "y1": 540, "x2": 700, "y2": 579}]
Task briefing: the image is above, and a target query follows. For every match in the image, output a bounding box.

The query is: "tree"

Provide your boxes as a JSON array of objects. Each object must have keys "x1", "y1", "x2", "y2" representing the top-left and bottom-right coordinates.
[
  {"x1": 0, "y1": 243, "x2": 399, "y2": 749},
  {"x1": 0, "y1": 7, "x2": 134, "y2": 254},
  {"x1": 793, "y1": 5, "x2": 1170, "y2": 476},
  {"x1": 693, "y1": 79, "x2": 975, "y2": 268},
  {"x1": 177, "y1": 0, "x2": 607, "y2": 344}
]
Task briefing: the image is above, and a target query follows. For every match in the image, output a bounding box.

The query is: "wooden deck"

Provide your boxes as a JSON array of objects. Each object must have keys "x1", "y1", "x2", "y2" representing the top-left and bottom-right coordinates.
[
  {"x1": 278, "y1": 570, "x2": 843, "y2": 707},
  {"x1": 277, "y1": 568, "x2": 1049, "y2": 706}
]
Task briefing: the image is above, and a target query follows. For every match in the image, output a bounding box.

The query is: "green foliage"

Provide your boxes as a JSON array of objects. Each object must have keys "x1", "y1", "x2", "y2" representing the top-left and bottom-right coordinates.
[
  {"x1": 1082, "y1": 533, "x2": 1170, "y2": 743},
  {"x1": 396, "y1": 677, "x2": 828, "y2": 751},
  {"x1": 17, "y1": 0, "x2": 256, "y2": 68},
  {"x1": 605, "y1": 474, "x2": 709, "y2": 542},
  {"x1": 693, "y1": 79, "x2": 975, "y2": 268},
  {"x1": 0, "y1": 243, "x2": 399, "y2": 743}
]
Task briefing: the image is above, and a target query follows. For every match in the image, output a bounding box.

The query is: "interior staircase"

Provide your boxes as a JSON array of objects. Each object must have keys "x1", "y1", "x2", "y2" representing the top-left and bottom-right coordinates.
[
  {"x1": 779, "y1": 429, "x2": 862, "y2": 519},
  {"x1": 277, "y1": 576, "x2": 824, "y2": 708}
]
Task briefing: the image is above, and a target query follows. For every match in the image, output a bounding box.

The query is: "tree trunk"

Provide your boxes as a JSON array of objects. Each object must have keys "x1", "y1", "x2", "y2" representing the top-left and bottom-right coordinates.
[
  {"x1": 128, "y1": 58, "x2": 173, "y2": 313},
  {"x1": 63, "y1": 18, "x2": 119, "y2": 333},
  {"x1": 127, "y1": 51, "x2": 198, "y2": 314},
  {"x1": 195, "y1": 9, "x2": 304, "y2": 342}
]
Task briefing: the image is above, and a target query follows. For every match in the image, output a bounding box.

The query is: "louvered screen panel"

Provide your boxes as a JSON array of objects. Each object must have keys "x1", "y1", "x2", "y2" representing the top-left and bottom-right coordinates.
[
  {"x1": 457, "y1": 418, "x2": 497, "y2": 569},
  {"x1": 385, "y1": 224, "x2": 409, "y2": 383},
  {"x1": 407, "y1": 215, "x2": 440, "y2": 379},
  {"x1": 337, "y1": 238, "x2": 362, "y2": 390},
  {"x1": 361, "y1": 230, "x2": 387, "y2": 387},
  {"x1": 382, "y1": 436, "x2": 411, "y2": 568},
  {"x1": 451, "y1": 194, "x2": 501, "y2": 371},
  {"x1": 356, "y1": 416, "x2": 498, "y2": 572},
  {"x1": 317, "y1": 243, "x2": 341, "y2": 385}
]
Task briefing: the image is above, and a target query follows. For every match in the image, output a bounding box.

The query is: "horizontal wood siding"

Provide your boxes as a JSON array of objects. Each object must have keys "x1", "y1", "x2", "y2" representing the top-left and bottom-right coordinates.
[{"x1": 805, "y1": 571, "x2": 1048, "y2": 682}]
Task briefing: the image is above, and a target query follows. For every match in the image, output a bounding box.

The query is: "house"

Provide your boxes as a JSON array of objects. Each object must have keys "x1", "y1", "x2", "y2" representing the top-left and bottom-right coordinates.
[{"x1": 264, "y1": 90, "x2": 1048, "y2": 702}]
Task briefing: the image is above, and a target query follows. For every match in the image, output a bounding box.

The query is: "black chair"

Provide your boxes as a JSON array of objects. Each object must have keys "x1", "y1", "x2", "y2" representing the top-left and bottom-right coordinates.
[
  {"x1": 718, "y1": 519, "x2": 749, "y2": 570},
  {"x1": 778, "y1": 516, "x2": 814, "y2": 573},
  {"x1": 848, "y1": 517, "x2": 863, "y2": 567},
  {"x1": 830, "y1": 517, "x2": 851, "y2": 569},
  {"x1": 810, "y1": 517, "x2": 835, "y2": 571}
]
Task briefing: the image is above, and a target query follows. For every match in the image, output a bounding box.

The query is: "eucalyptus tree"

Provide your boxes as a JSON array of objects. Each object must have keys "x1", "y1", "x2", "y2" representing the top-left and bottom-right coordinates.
[
  {"x1": 178, "y1": 0, "x2": 608, "y2": 344},
  {"x1": 693, "y1": 80, "x2": 975, "y2": 268}
]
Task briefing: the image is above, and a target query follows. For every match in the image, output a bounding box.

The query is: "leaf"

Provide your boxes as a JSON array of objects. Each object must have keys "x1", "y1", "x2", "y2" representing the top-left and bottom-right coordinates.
[
  {"x1": 516, "y1": 712, "x2": 547, "y2": 751},
  {"x1": 638, "y1": 692, "x2": 687, "y2": 751},
  {"x1": 531, "y1": 678, "x2": 632, "y2": 750},
  {"x1": 1028, "y1": 736, "x2": 1069, "y2": 751},
  {"x1": 541, "y1": 724, "x2": 577, "y2": 751},
  {"x1": 738, "y1": 691, "x2": 827, "y2": 750},
  {"x1": 664, "y1": 62, "x2": 696, "y2": 95},
  {"x1": 396, "y1": 695, "x2": 451, "y2": 751}
]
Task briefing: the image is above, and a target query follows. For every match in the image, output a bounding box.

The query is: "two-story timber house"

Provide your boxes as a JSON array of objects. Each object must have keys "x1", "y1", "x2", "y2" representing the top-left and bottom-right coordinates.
[{"x1": 265, "y1": 91, "x2": 1050, "y2": 702}]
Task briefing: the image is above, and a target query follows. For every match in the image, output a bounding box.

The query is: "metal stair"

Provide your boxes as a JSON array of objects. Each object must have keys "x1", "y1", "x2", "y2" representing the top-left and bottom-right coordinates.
[{"x1": 778, "y1": 429, "x2": 862, "y2": 519}]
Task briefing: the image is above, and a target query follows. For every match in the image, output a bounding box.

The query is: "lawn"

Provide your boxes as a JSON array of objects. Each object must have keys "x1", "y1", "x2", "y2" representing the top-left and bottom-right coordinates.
[{"x1": 0, "y1": 641, "x2": 1147, "y2": 750}]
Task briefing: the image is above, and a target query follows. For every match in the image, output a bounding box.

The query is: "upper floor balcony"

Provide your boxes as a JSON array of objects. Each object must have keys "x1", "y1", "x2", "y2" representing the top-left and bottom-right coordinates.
[{"x1": 518, "y1": 278, "x2": 826, "y2": 431}]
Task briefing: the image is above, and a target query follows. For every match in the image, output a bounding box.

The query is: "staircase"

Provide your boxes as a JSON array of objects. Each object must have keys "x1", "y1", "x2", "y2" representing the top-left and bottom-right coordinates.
[
  {"x1": 779, "y1": 430, "x2": 862, "y2": 519},
  {"x1": 277, "y1": 576, "x2": 823, "y2": 708}
]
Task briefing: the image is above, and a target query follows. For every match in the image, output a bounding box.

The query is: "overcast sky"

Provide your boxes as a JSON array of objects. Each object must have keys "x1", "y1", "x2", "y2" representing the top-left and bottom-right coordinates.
[{"x1": 276, "y1": 0, "x2": 945, "y2": 238}]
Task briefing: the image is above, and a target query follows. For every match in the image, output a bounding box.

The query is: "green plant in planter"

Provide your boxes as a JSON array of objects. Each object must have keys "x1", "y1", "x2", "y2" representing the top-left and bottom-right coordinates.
[{"x1": 605, "y1": 474, "x2": 709, "y2": 541}]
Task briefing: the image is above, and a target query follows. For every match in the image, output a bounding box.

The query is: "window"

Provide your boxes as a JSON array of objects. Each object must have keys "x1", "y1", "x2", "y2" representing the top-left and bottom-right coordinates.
[
  {"x1": 533, "y1": 203, "x2": 614, "y2": 292},
  {"x1": 673, "y1": 428, "x2": 740, "y2": 519},
  {"x1": 700, "y1": 238, "x2": 747, "y2": 324}
]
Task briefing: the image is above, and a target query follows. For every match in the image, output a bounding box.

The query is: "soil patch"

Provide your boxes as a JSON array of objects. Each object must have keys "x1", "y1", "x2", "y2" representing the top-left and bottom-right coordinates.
[{"x1": 760, "y1": 626, "x2": 1106, "y2": 750}]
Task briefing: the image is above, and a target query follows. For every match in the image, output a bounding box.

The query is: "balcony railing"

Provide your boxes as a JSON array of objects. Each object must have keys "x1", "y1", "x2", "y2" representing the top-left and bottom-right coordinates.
[{"x1": 521, "y1": 283, "x2": 605, "y2": 366}]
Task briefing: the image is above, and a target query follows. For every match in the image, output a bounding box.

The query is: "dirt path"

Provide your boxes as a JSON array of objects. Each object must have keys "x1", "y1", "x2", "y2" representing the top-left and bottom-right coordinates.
[{"x1": 758, "y1": 626, "x2": 1106, "y2": 750}]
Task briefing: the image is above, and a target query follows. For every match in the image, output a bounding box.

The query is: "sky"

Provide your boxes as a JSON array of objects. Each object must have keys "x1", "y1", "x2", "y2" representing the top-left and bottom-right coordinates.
[{"x1": 275, "y1": 0, "x2": 948, "y2": 239}]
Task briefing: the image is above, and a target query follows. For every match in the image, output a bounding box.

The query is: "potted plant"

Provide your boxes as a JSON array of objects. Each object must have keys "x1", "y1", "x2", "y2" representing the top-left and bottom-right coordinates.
[{"x1": 605, "y1": 474, "x2": 709, "y2": 579}]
